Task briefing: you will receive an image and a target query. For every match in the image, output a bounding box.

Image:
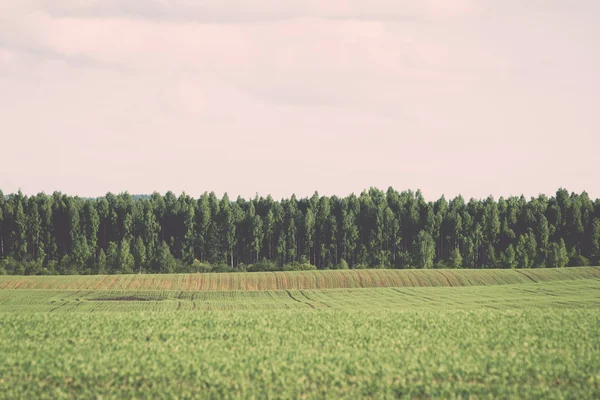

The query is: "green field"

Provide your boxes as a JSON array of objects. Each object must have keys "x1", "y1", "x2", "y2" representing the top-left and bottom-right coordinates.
[
  {"x1": 1, "y1": 266, "x2": 598, "y2": 291},
  {"x1": 1, "y1": 269, "x2": 599, "y2": 398}
]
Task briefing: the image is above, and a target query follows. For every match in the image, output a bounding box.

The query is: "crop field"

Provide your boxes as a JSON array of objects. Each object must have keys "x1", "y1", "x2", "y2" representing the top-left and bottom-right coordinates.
[
  {"x1": 0, "y1": 278, "x2": 599, "y2": 313},
  {"x1": 1, "y1": 266, "x2": 598, "y2": 291},
  {"x1": 0, "y1": 269, "x2": 599, "y2": 398}
]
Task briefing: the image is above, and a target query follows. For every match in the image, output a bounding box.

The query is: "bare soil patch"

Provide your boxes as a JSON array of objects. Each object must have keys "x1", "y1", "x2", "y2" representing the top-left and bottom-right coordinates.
[{"x1": 89, "y1": 296, "x2": 163, "y2": 302}]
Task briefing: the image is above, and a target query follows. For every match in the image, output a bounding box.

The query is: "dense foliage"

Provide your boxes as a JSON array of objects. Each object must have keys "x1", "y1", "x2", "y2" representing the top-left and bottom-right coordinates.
[{"x1": 0, "y1": 188, "x2": 599, "y2": 274}]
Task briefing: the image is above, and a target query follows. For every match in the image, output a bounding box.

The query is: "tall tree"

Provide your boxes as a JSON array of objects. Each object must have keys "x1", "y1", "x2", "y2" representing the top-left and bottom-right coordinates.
[
  {"x1": 591, "y1": 218, "x2": 600, "y2": 264},
  {"x1": 515, "y1": 234, "x2": 530, "y2": 268},
  {"x1": 118, "y1": 239, "x2": 135, "y2": 274},
  {"x1": 106, "y1": 242, "x2": 119, "y2": 273},
  {"x1": 414, "y1": 230, "x2": 435, "y2": 269},
  {"x1": 12, "y1": 192, "x2": 28, "y2": 261},
  {"x1": 133, "y1": 237, "x2": 147, "y2": 273},
  {"x1": 0, "y1": 190, "x2": 5, "y2": 258},
  {"x1": 304, "y1": 208, "x2": 315, "y2": 265},
  {"x1": 502, "y1": 245, "x2": 517, "y2": 269},
  {"x1": 195, "y1": 193, "x2": 212, "y2": 262},
  {"x1": 250, "y1": 203, "x2": 264, "y2": 264},
  {"x1": 448, "y1": 247, "x2": 463, "y2": 269},
  {"x1": 547, "y1": 239, "x2": 568, "y2": 268},
  {"x1": 26, "y1": 197, "x2": 44, "y2": 263}
]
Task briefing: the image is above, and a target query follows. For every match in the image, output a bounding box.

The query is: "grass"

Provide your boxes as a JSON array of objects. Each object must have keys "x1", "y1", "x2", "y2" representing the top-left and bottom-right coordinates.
[
  {"x1": 1, "y1": 308, "x2": 598, "y2": 398},
  {"x1": 0, "y1": 268, "x2": 598, "y2": 398}
]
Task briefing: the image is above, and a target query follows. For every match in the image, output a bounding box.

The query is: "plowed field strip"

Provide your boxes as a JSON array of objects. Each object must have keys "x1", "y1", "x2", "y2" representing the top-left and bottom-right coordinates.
[
  {"x1": 2, "y1": 278, "x2": 597, "y2": 313},
  {"x1": 1, "y1": 267, "x2": 599, "y2": 291}
]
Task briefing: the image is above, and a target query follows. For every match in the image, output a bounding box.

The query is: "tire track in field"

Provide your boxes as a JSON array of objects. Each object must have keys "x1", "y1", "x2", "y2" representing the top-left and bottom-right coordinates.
[
  {"x1": 514, "y1": 270, "x2": 537, "y2": 283},
  {"x1": 300, "y1": 290, "x2": 331, "y2": 309},
  {"x1": 482, "y1": 303, "x2": 500, "y2": 309},
  {"x1": 49, "y1": 302, "x2": 68, "y2": 313},
  {"x1": 390, "y1": 288, "x2": 443, "y2": 304},
  {"x1": 518, "y1": 288, "x2": 559, "y2": 297},
  {"x1": 284, "y1": 290, "x2": 315, "y2": 309},
  {"x1": 434, "y1": 270, "x2": 454, "y2": 287}
]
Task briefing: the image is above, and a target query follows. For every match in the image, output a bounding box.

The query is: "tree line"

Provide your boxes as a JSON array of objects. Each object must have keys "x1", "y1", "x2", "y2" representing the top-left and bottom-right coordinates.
[{"x1": 0, "y1": 188, "x2": 599, "y2": 275}]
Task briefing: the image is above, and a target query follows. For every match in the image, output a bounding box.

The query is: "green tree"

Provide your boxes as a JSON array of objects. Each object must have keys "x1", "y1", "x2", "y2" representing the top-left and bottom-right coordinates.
[
  {"x1": 250, "y1": 208, "x2": 263, "y2": 263},
  {"x1": 27, "y1": 197, "x2": 45, "y2": 263},
  {"x1": 341, "y1": 197, "x2": 359, "y2": 267},
  {"x1": 82, "y1": 201, "x2": 100, "y2": 253},
  {"x1": 0, "y1": 190, "x2": 4, "y2": 258},
  {"x1": 515, "y1": 235, "x2": 530, "y2": 268},
  {"x1": 414, "y1": 230, "x2": 435, "y2": 268},
  {"x1": 537, "y1": 215, "x2": 550, "y2": 265},
  {"x1": 448, "y1": 247, "x2": 462, "y2": 269},
  {"x1": 71, "y1": 237, "x2": 92, "y2": 273},
  {"x1": 106, "y1": 242, "x2": 119, "y2": 273},
  {"x1": 304, "y1": 209, "x2": 316, "y2": 265},
  {"x1": 485, "y1": 243, "x2": 497, "y2": 268},
  {"x1": 502, "y1": 245, "x2": 517, "y2": 269},
  {"x1": 592, "y1": 218, "x2": 600, "y2": 264},
  {"x1": 316, "y1": 196, "x2": 331, "y2": 268},
  {"x1": 462, "y1": 238, "x2": 476, "y2": 268},
  {"x1": 13, "y1": 193, "x2": 28, "y2": 261},
  {"x1": 97, "y1": 249, "x2": 107, "y2": 274},
  {"x1": 1, "y1": 187, "x2": 599, "y2": 275},
  {"x1": 152, "y1": 241, "x2": 177, "y2": 273},
  {"x1": 181, "y1": 200, "x2": 195, "y2": 264},
  {"x1": 287, "y1": 217, "x2": 297, "y2": 264},
  {"x1": 143, "y1": 202, "x2": 161, "y2": 263},
  {"x1": 219, "y1": 194, "x2": 237, "y2": 268},
  {"x1": 133, "y1": 237, "x2": 147, "y2": 273},
  {"x1": 118, "y1": 240, "x2": 134, "y2": 274},
  {"x1": 276, "y1": 231, "x2": 287, "y2": 267},
  {"x1": 67, "y1": 197, "x2": 82, "y2": 255},
  {"x1": 548, "y1": 239, "x2": 568, "y2": 268},
  {"x1": 195, "y1": 193, "x2": 211, "y2": 262},
  {"x1": 526, "y1": 232, "x2": 538, "y2": 267}
]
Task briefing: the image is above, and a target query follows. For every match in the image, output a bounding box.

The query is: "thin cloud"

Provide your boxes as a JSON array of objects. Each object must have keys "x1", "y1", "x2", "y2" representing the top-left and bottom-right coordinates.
[
  {"x1": 37, "y1": 0, "x2": 476, "y2": 23},
  {"x1": 1, "y1": 41, "x2": 125, "y2": 72},
  {"x1": 1, "y1": 0, "x2": 598, "y2": 200}
]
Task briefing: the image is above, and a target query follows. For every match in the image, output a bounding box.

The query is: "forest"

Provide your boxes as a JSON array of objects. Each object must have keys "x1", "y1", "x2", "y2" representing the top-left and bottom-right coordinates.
[{"x1": 0, "y1": 188, "x2": 599, "y2": 275}]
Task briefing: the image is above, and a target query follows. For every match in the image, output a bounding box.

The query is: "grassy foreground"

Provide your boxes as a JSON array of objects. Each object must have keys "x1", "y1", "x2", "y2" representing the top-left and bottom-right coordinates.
[
  {"x1": 1, "y1": 308, "x2": 598, "y2": 398},
  {"x1": 0, "y1": 269, "x2": 598, "y2": 398}
]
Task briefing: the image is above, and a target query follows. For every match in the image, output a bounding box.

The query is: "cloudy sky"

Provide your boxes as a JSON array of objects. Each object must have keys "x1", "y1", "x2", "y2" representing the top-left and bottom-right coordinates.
[{"x1": 1, "y1": 1, "x2": 599, "y2": 200}]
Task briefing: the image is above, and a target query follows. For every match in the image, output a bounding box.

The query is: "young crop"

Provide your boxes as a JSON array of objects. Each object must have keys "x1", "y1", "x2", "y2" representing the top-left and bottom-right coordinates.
[
  {"x1": 0, "y1": 308, "x2": 598, "y2": 398},
  {"x1": 0, "y1": 269, "x2": 599, "y2": 398}
]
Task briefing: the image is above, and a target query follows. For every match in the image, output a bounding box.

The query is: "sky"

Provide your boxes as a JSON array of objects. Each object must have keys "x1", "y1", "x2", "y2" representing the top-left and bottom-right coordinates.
[{"x1": 1, "y1": 1, "x2": 599, "y2": 201}]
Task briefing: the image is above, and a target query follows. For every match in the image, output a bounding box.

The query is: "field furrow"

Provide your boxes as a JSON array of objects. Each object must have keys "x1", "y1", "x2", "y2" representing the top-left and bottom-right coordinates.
[
  {"x1": 0, "y1": 278, "x2": 597, "y2": 313},
  {"x1": 0, "y1": 267, "x2": 598, "y2": 291}
]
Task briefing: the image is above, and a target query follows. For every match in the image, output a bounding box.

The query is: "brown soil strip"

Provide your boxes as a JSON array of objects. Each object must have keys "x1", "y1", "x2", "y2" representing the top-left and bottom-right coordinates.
[{"x1": 89, "y1": 296, "x2": 162, "y2": 302}]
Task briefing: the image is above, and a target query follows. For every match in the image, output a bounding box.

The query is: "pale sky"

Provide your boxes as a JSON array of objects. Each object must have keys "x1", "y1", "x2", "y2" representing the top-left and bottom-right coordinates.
[{"x1": 1, "y1": 1, "x2": 599, "y2": 200}]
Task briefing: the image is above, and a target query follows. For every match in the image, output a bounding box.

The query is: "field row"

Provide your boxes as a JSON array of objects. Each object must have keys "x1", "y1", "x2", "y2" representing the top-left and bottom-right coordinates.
[
  {"x1": 1, "y1": 278, "x2": 598, "y2": 313},
  {"x1": 1, "y1": 266, "x2": 598, "y2": 291}
]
